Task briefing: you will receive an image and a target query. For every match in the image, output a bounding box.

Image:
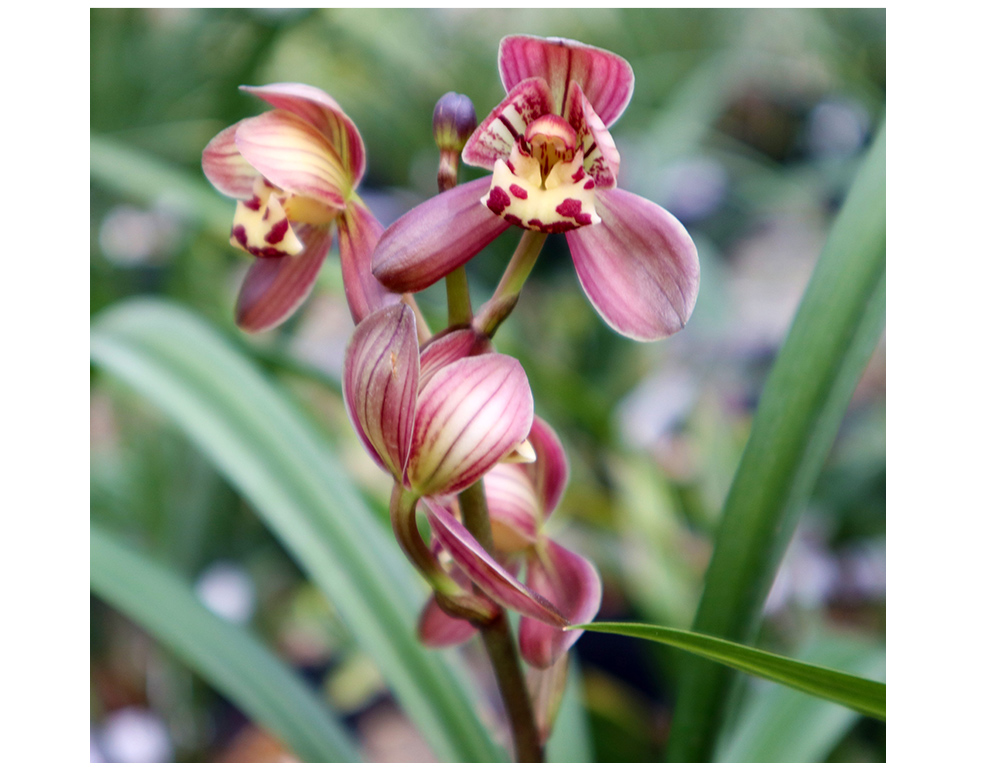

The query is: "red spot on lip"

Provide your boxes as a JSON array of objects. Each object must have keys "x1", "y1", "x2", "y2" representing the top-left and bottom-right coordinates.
[
  {"x1": 555, "y1": 198, "x2": 583, "y2": 219},
  {"x1": 509, "y1": 184, "x2": 528, "y2": 200},
  {"x1": 243, "y1": 195, "x2": 262, "y2": 211},
  {"x1": 265, "y1": 218, "x2": 289, "y2": 244},
  {"x1": 504, "y1": 213, "x2": 523, "y2": 227},
  {"x1": 487, "y1": 186, "x2": 511, "y2": 215},
  {"x1": 583, "y1": 180, "x2": 595, "y2": 190},
  {"x1": 575, "y1": 212, "x2": 593, "y2": 226},
  {"x1": 571, "y1": 168, "x2": 585, "y2": 182},
  {"x1": 231, "y1": 225, "x2": 248, "y2": 247}
]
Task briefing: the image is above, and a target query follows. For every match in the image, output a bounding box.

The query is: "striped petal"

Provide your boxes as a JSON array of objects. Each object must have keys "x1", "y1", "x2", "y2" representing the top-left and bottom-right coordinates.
[
  {"x1": 235, "y1": 110, "x2": 349, "y2": 211},
  {"x1": 202, "y1": 120, "x2": 258, "y2": 199},
  {"x1": 424, "y1": 499, "x2": 567, "y2": 627},
  {"x1": 372, "y1": 177, "x2": 511, "y2": 293},
  {"x1": 519, "y1": 541, "x2": 602, "y2": 668},
  {"x1": 484, "y1": 464, "x2": 540, "y2": 552},
  {"x1": 564, "y1": 81, "x2": 620, "y2": 189},
  {"x1": 498, "y1": 36, "x2": 634, "y2": 127},
  {"x1": 462, "y1": 77, "x2": 553, "y2": 171},
  {"x1": 342, "y1": 304, "x2": 420, "y2": 480},
  {"x1": 418, "y1": 328, "x2": 492, "y2": 390},
  {"x1": 406, "y1": 353, "x2": 533, "y2": 497},
  {"x1": 235, "y1": 224, "x2": 331, "y2": 332},
  {"x1": 242, "y1": 83, "x2": 366, "y2": 185},
  {"x1": 566, "y1": 187, "x2": 700, "y2": 341},
  {"x1": 527, "y1": 417, "x2": 569, "y2": 520},
  {"x1": 418, "y1": 594, "x2": 479, "y2": 647},
  {"x1": 336, "y1": 199, "x2": 399, "y2": 324}
]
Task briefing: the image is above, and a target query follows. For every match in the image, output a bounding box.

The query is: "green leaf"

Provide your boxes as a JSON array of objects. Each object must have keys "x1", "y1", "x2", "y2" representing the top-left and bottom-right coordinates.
[
  {"x1": 716, "y1": 633, "x2": 886, "y2": 762},
  {"x1": 90, "y1": 299, "x2": 503, "y2": 763},
  {"x1": 90, "y1": 523, "x2": 360, "y2": 763},
  {"x1": 667, "y1": 121, "x2": 887, "y2": 761},
  {"x1": 574, "y1": 623, "x2": 884, "y2": 723}
]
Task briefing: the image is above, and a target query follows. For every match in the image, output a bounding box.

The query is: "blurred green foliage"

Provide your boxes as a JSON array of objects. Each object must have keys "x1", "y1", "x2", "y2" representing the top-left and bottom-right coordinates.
[{"x1": 91, "y1": 8, "x2": 884, "y2": 762}]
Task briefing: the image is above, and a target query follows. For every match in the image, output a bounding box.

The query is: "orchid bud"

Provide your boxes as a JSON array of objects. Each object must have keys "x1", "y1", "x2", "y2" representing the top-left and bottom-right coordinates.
[{"x1": 433, "y1": 92, "x2": 477, "y2": 192}]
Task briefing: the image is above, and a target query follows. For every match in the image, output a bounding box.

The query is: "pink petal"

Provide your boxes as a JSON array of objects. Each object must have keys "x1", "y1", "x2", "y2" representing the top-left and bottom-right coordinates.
[
  {"x1": 235, "y1": 224, "x2": 331, "y2": 332},
  {"x1": 519, "y1": 541, "x2": 601, "y2": 668},
  {"x1": 498, "y1": 36, "x2": 634, "y2": 127},
  {"x1": 342, "y1": 303, "x2": 419, "y2": 480},
  {"x1": 235, "y1": 110, "x2": 349, "y2": 211},
  {"x1": 406, "y1": 353, "x2": 533, "y2": 497},
  {"x1": 566, "y1": 187, "x2": 700, "y2": 341},
  {"x1": 202, "y1": 120, "x2": 258, "y2": 199},
  {"x1": 424, "y1": 499, "x2": 567, "y2": 627},
  {"x1": 527, "y1": 655, "x2": 570, "y2": 743},
  {"x1": 564, "y1": 82, "x2": 620, "y2": 189},
  {"x1": 242, "y1": 83, "x2": 366, "y2": 185},
  {"x1": 527, "y1": 417, "x2": 570, "y2": 519},
  {"x1": 484, "y1": 464, "x2": 540, "y2": 551},
  {"x1": 462, "y1": 77, "x2": 554, "y2": 171},
  {"x1": 336, "y1": 199, "x2": 399, "y2": 324},
  {"x1": 418, "y1": 328, "x2": 492, "y2": 390},
  {"x1": 372, "y1": 177, "x2": 511, "y2": 293},
  {"x1": 418, "y1": 595, "x2": 479, "y2": 647}
]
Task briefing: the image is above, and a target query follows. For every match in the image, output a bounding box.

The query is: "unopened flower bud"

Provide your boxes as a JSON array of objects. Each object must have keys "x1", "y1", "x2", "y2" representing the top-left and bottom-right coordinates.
[{"x1": 433, "y1": 92, "x2": 477, "y2": 192}]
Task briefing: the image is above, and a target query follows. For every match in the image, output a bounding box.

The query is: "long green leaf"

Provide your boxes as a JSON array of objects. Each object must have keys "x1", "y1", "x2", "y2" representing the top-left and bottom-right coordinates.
[
  {"x1": 91, "y1": 524, "x2": 360, "y2": 762},
  {"x1": 575, "y1": 623, "x2": 884, "y2": 722},
  {"x1": 667, "y1": 121, "x2": 887, "y2": 761},
  {"x1": 90, "y1": 299, "x2": 503, "y2": 762}
]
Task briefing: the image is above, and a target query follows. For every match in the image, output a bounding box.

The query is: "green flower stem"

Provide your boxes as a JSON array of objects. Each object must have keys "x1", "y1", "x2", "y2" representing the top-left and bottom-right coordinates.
[
  {"x1": 475, "y1": 230, "x2": 548, "y2": 338},
  {"x1": 458, "y1": 480, "x2": 544, "y2": 762},
  {"x1": 445, "y1": 267, "x2": 473, "y2": 328},
  {"x1": 390, "y1": 485, "x2": 459, "y2": 596}
]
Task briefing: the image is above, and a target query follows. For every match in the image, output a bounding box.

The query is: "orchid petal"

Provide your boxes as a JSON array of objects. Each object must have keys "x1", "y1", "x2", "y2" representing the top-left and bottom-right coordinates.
[
  {"x1": 235, "y1": 110, "x2": 349, "y2": 211},
  {"x1": 519, "y1": 541, "x2": 602, "y2": 668},
  {"x1": 407, "y1": 353, "x2": 533, "y2": 496},
  {"x1": 234, "y1": 224, "x2": 331, "y2": 332},
  {"x1": 373, "y1": 177, "x2": 511, "y2": 293},
  {"x1": 243, "y1": 83, "x2": 366, "y2": 185},
  {"x1": 337, "y1": 199, "x2": 399, "y2": 324},
  {"x1": 527, "y1": 655, "x2": 570, "y2": 743},
  {"x1": 566, "y1": 187, "x2": 700, "y2": 341},
  {"x1": 418, "y1": 328, "x2": 492, "y2": 390},
  {"x1": 424, "y1": 499, "x2": 567, "y2": 627},
  {"x1": 484, "y1": 464, "x2": 540, "y2": 552},
  {"x1": 342, "y1": 304, "x2": 419, "y2": 480},
  {"x1": 498, "y1": 35, "x2": 634, "y2": 127},
  {"x1": 564, "y1": 82, "x2": 620, "y2": 189},
  {"x1": 202, "y1": 120, "x2": 258, "y2": 199},
  {"x1": 527, "y1": 417, "x2": 570, "y2": 520},
  {"x1": 462, "y1": 77, "x2": 554, "y2": 171},
  {"x1": 418, "y1": 594, "x2": 479, "y2": 647}
]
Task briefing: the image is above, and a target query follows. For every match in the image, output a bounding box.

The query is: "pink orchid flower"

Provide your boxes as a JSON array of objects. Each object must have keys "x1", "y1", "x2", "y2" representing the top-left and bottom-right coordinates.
[
  {"x1": 202, "y1": 83, "x2": 394, "y2": 332},
  {"x1": 373, "y1": 36, "x2": 701, "y2": 341},
  {"x1": 420, "y1": 417, "x2": 602, "y2": 669}
]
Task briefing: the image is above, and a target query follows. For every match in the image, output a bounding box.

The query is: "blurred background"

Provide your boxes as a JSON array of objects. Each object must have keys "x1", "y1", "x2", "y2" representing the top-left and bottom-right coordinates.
[{"x1": 90, "y1": 7, "x2": 885, "y2": 762}]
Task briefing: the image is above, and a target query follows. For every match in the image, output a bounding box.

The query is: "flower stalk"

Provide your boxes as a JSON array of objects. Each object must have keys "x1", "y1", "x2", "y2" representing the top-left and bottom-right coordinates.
[{"x1": 475, "y1": 230, "x2": 548, "y2": 337}]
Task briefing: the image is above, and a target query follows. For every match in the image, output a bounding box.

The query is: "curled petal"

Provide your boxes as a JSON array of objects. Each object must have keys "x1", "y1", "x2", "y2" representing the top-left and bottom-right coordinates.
[
  {"x1": 373, "y1": 177, "x2": 511, "y2": 293},
  {"x1": 519, "y1": 541, "x2": 602, "y2": 668},
  {"x1": 202, "y1": 120, "x2": 258, "y2": 199},
  {"x1": 462, "y1": 77, "x2": 554, "y2": 171},
  {"x1": 484, "y1": 464, "x2": 540, "y2": 552},
  {"x1": 235, "y1": 110, "x2": 349, "y2": 211},
  {"x1": 527, "y1": 655, "x2": 570, "y2": 743},
  {"x1": 418, "y1": 594, "x2": 479, "y2": 647},
  {"x1": 527, "y1": 417, "x2": 570, "y2": 519},
  {"x1": 424, "y1": 499, "x2": 567, "y2": 627},
  {"x1": 566, "y1": 187, "x2": 700, "y2": 341},
  {"x1": 235, "y1": 224, "x2": 331, "y2": 332},
  {"x1": 243, "y1": 83, "x2": 366, "y2": 185},
  {"x1": 564, "y1": 82, "x2": 620, "y2": 189},
  {"x1": 407, "y1": 353, "x2": 534, "y2": 496},
  {"x1": 342, "y1": 304, "x2": 419, "y2": 479},
  {"x1": 337, "y1": 199, "x2": 399, "y2": 324},
  {"x1": 498, "y1": 35, "x2": 634, "y2": 127}
]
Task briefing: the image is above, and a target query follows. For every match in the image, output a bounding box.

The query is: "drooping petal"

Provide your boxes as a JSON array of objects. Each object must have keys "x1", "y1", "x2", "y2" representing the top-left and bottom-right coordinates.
[
  {"x1": 243, "y1": 83, "x2": 367, "y2": 185},
  {"x1": 373, "y1": 177, "x2": 511, "y2": 293},
  {"x1": 418, "y1": 328, "x2": 492, "y2": 390},
  {"x1": 202, "y1": 120, "x2": 258, "y2": 199},
  {"x1": 342, "y1": 303, "x2": 419, "y2": 480},
  {"x1": 235, "y1": 224, "x2": 331, "y2": 332},
  {"x1": 418, "y1": 594, "x2": 479, "y2": 647},
  {"x1": 336, "y1": 199, "x2": 399, "y2": 324},
  {"x1": 564, "y1": 82, "x2": 620, "y2": 189},
  {"x1": 424, "y1": 499, "x2": 567, "y2": 627},
  {"x1": 527, "y1": 417, "x2": 570, "y2": 520},
  {"x1": 462, "y1": 77, "x2": 554, "y2": 171},
  {"x1": 566, "y1": 187, "x2": 700, "y2": 341},
  {"x1": 498, "y1": 36, "x2": 634, "y2": 127},
  {"x1": 484, "y1": 464, "x2": 540, "y2": 552},
  {"x1": 527, "y1": 655, "x2": 570, "y2": 743},
  {"x1": 235, "y1": 110, "x2": 349, "y2": 211},
  {"x1": 406, "y1": 353, "x2": 533, "y2": 496},
  {"x1": 519, "y1": 540, "x2": 602, "y2": 668}
]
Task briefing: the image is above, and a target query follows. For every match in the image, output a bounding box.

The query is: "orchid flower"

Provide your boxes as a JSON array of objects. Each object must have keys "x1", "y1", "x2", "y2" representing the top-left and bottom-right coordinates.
[
  {"x1": 420, "y1": 417, "x2": 602, "y2": 669},
  {"x1": 373, "y1": 35, "x2": 700, "y2": 342},
  {"x1": 202, "y1": 83, "x2": 394, "y2": 332}
]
